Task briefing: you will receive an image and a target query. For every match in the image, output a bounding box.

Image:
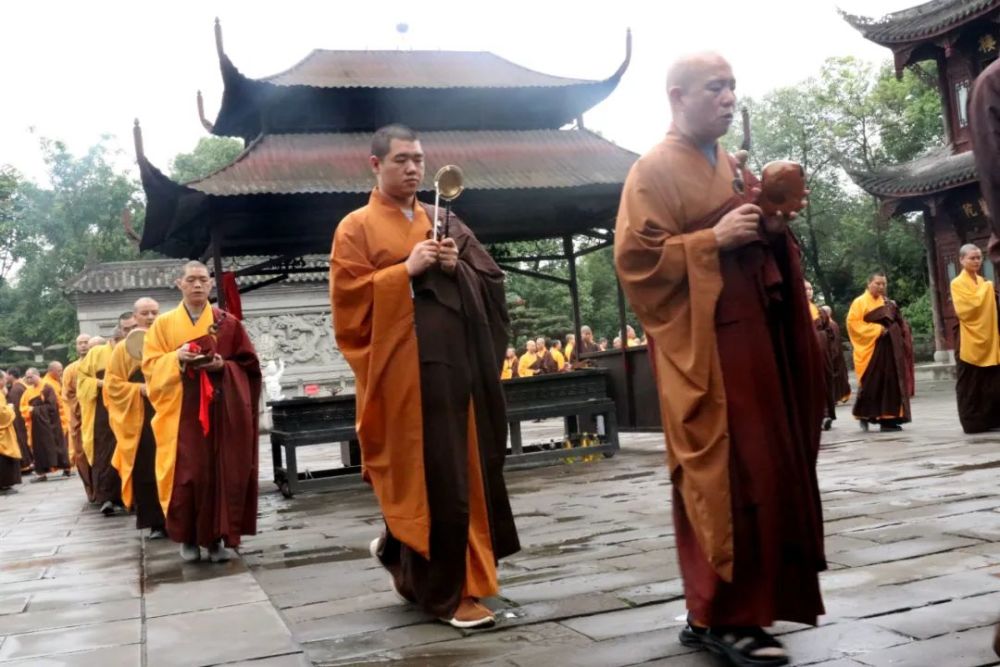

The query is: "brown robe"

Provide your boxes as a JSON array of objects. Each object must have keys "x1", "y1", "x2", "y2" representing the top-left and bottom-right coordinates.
[
  {"x1": 25, "y1": 385, "x2": 69, "y2": 472},
  {"x1": 615, "y1": 130, "x2": 826, "y2": 627},
  {"x1": 969, "y1": 58, "x2": 1000, "y2": 268},
  {"x1": 829, "y1": 319, "x2": 852, "y2": 403},
  {"x1": 130, "y1": 368, "x2": 166, "y2": 529},
  {"x1": 90, "y1": 370, "x2": 122, "y2": 505},
  {"x1": 814, "y1": 309, "x2": 838, "y2": 422},
  {"x1": 7, "y1": 381, "x2": 31, "y2": 472},
  {"x1": 63, "y1": 361, "x2": 94, "y2": 501},
  {"x1": 331, "y1": 191, "x2": 519, "y2": 618},
  {"x1": 852, "y1": 302, "x2": 913, "y2": 424},
  {"x1": 953, "y1": 321, "x2": 1000, "y2": 434}
]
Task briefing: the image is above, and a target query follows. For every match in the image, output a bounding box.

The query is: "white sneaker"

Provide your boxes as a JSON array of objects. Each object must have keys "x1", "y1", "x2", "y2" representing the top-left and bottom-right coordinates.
[
  {"x1": 179, "y1": 543, "x2": 201, "y2": 562},
  {"x1": 208, "y1": 541, "x2": 234, "y2": 563}
]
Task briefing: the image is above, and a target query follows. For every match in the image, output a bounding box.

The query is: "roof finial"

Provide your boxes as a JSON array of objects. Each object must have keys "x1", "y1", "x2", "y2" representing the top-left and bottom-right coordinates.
[
  {"x1": 196, "y1": 90, "x2": 214, "y2": 133},
  {"x1": 214, "y1": 17, "x2": 224, "y2": 57},
  {"x1": 610, "y1": 28, "x2": 632, "y2": 80},
  {"x1": 133, "y1": 119, "x2": 145, "y2": 160}
]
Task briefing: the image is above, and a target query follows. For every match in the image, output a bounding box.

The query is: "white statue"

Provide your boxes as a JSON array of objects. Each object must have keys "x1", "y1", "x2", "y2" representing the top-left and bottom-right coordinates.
[{"x1": 263, "y1": 359, "x2": 286, "y2": 402}]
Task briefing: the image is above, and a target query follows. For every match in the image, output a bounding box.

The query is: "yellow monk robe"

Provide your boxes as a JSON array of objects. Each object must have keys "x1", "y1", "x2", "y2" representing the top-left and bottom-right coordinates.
[
  {"x1": 0, "y1": 394, "x2": 21, "y2": 461},
  {"x1": 0, "y1": 392, "x2": 22, "y2": 487},
  {"x1": 809, "y1": 301, "x2": 820, "y2": 321},
  {"x1": 517, "y1": 352, "x2": 538, "y2": 378},
  {"x1": 42, "y1": 372, "x2": 69, "y2": 439},
  {"x1": 500, "y1": 358, "x2": 515, "y2": 380},
  {"x1": 331, "y1": 189, "x2": 518, "y2": 617},
  {"x1": 78, "y1": 345, "x2": 113, "y2": 465},
  {"x1": 551, "y1": 348, "x2": 566, "y2": 371},
  {"x1": 846, "y1": 291, "x2": 884, "y2": 383},
  {"x1": 950, "y1": 272, "x2": 1000, "y2": 366},
  {"x1": 142, "y1": 306, "x2": 213, "y2": 518},
  {"x1": 62, "y1": 361, "x2": 83, "y2": 462},
  {"x1": 565, "y1": 341, "x2": 575, "y2": 362},
  {"x1": 105, "y1": 341, "x2": 145, "y2": 508}
]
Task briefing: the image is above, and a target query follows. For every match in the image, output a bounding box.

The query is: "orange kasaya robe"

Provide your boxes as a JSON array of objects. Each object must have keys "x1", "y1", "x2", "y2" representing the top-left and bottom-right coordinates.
[
  {"x1": 63, "y1": 360, "x2": 94, "y2": 500},
  {"x1": 42, "y1": 373, "x2": 69, "y2": 443},
  {"x1": 143, "y1": 305, "x2": 260, "y2": 548},
  {"x1": 331, "y1": 189, "x2": 518, "y2": 617},
  {"x1": 0, "y1": 392, "x2": 22, "y2": 487},
  {"x1": 19, "y1": 382, "x2": 68, "y2": 472},
  {"x1": 517, "y1": 352, "x2": 538, "y2": 378},
  {"x1": 615, "y1": 129, "x2": 825, "y2": 627},
  {"x1": 500, "y1": 357, "x2": 516, "y2": 380},
  {"x1": 950, "y1": 271, "x2": 1000, "y2": 433},
  {"x1": 78, "y1": 344, "x2": 121, "y2": 504}
]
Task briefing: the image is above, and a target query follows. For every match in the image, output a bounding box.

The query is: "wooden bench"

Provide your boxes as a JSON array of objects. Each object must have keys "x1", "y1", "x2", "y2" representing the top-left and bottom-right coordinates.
[{"x1": 268, "y1": 368, "x2": 620, "y2": 497}]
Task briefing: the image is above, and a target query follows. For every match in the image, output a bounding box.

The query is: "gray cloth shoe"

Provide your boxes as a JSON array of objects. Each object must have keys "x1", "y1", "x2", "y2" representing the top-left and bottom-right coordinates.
[
  {"x1": 179, "y1": 543, "x2": 201, "y2": 562},
  {"x1": 208, "y1": 540, "x2": 234, "y2": 563}
]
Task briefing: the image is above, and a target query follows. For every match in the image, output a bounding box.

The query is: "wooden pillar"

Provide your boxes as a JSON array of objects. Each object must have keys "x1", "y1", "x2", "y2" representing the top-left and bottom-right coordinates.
[
  {"x1": 615, "y1": 275, "x2": 635, "y2": 427},
  {"x1": 922, "y1": 210, "x2": 950, "y2": 362},
  {"x1": 563, "y1": 235, "x2": 582, "y2": 354},
  {"x1": 211, "y1": 224, "x2": 227, "y2": 311}
]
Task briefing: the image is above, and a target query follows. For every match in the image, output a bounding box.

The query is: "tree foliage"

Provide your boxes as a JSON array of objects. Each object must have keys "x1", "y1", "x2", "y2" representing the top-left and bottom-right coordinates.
[{"x1": 170, "y1": 136, "x2": 244, "y2": 183}]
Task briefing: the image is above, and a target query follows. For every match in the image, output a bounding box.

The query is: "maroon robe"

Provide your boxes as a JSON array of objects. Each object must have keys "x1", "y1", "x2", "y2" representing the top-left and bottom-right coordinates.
[
  {"x1": 168, "y1": 309, "x2": 261, "y2": 549},
  {"x1": 852, "y1": 302, "x2": 913, "y2": 423},
  {"x1": 27, "y1": 385, "x2": 69, "y2": 472},
  {"x1": 7, "y1": 382, "x2": 32, "y2": 472},
  {"x1": 91, "y1": 370, "x2": 122, "y2": 506}
]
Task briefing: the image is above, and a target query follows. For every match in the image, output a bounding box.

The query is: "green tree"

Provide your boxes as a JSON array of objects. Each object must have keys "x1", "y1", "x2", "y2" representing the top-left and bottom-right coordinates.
[{"x1": 170, "y1": 136, "x2": 244, "y2": 182}]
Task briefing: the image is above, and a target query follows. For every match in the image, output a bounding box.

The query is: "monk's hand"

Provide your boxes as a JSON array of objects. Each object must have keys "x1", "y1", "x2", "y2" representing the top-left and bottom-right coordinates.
[
  {"x1": 200, "y1": 354, "x2": 225, "y2": 372},
  {"x1": 714, "y1": 203, "x2": 763, "y2": 251},
  {"x1": 406, "y1": 239, "x2": 440, "y2": 277},
  {"x1": 763, "y1": 190, "x2": 809, "y2": 235},
  {"x1": 177, "y1": 347, "x2": 201, "y2": 364},
  {"x1": 439, "y1": 238, "x2": 459, "y2": 275}
]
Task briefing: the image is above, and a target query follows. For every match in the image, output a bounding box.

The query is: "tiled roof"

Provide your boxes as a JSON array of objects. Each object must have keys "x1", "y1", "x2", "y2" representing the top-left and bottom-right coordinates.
[
  {"x1": 66, "y1": 256, "x2": 328, "y2": 295},
  {"x1": 262, "y1": 50, "x2": 600, "y2": 89},
  {"x1": 842, "y1": 0, "x2": 999, "y2": 45},
  {"x1": 184, "y1": 129, "x2": 638, "y2": 196},
  {"x1": 849, "y1": 146, "x2": 977, "y2": 197}
]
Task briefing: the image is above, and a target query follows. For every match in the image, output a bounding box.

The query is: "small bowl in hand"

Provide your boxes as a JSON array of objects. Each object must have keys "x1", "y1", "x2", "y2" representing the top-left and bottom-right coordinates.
[{"x1": 759, "y1": 161, "x2": 806, "y2": 217}]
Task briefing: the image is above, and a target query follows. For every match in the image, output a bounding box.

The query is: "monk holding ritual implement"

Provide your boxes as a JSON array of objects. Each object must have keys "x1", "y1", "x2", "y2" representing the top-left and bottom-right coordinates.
[
  {"x1": 143, "y1": 262, "x2": 261, "y2": 563},
  {"x1": 614, "y1": 52, "x2": 826, "y2": 667},
  {"x1": 330, "y1": 124, "x2": 519, "y2": 629},
  {"x1": 107, "y1": 297, "x2": 167, "y2": 537},
  {"x1": 846, "y1": 272, "x2": 914, "y2": 432}
]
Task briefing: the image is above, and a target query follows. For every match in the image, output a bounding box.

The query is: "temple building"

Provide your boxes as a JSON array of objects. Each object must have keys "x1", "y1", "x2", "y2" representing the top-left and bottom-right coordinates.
[{"x1": 844, "y1": 0, "x2": 1000, "y2": 361}]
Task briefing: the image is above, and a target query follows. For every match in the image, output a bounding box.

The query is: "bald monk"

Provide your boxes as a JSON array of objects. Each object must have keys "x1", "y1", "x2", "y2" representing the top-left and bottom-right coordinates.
[
  {"x1": 535, "y1": 337, "x2": 558, "y2": 374},
  {"x1": 41, "y1": 361, "x2": 73, "y2": 476},
  {"x1": 550, "y1": 340, "x2": 566, "y2": 371},
  {"x1": 6, "y1": 369, "x2": 32, "y2": 474},
  {"x1": 20, "y1": 368, "x2": 69, "y2": 483},
  {"x1": 501, "y1": 347, "x2": 519, "y2": 380},
  {"x1": 823, "y1": 306, "x2": 852, "y2": 405},
  {"x1": 0, "y1": 376, "x2": 22, "y2": 491},
  {"x1": 78, "y1": 334, "x2": 123, "y2": 515},
  {"x1": 63, "y1": 334, "x2": 95, "y2": 501},
  {"x1": 564, "y1": 334, "x2": 576, "y2": 366},
  {"x1": 970, "y1": 58, "x2": 1000, "y2": 272},
  {"x1": 331, "y1": 124, "x2": 519, "y2": 628},
  {"x1": 847, "y1": 272, "x2": 913, "y2": 432},
  {"x1": 569, "y1": 326, "x2": 600, "y2": 368},
  {"x1": 949, "y1": 244, "x2": 1000, "y2": 433},
  {"x1": 805, "y1": 281, "x2": 836, "y2": 431},
  {"x1": 518, "y1": 340, "x2": 540, "y2": 378},
  {"x1": 108, "y1": 297, "x2": 167, "y2": 537},
  {"x1": 615, "y1": 52, "x2": 825, "y2": 666},
  {"x1": 143, "y1": 261, "x2": 260, "y2": 563}
]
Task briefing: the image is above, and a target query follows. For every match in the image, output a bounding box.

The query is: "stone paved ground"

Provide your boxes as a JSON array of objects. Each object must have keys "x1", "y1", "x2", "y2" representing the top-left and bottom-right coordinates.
[{"x1": 1, "y1": 377, "x2": 999, "y2": 666}]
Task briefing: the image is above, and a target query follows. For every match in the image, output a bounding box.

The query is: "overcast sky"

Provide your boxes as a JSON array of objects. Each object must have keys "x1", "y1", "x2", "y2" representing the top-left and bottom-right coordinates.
[{"x1": 0, "y1": 0, "x2": 919, "y2": 183}]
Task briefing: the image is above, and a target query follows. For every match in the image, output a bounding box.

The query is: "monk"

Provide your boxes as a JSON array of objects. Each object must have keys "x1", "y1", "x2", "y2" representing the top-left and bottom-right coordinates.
[
  {"x1": 550, "y1": 340, "x2": 566, "y2": 371},
  {"x1": 78, "y1": 335, "x2": 124, "y2": 515},
  {"x1": 823, "y1": 306, "x2": 852, "y2": 404},
  {"x1": 535, "y1": 337, "x2": 558, "y2": 374},
  {"x1": 518, "y1": 340, "x2": 540, "y2": 378},
  {"x1": 331, "y1": 124, "x2": 519, "y2": 628},
  {"x1": 6, "y1": 369, "x2": 32, "y2": 474},
  {"x1": 806, "y1": 281, "x2": 836, "y2": 431},
  {"x1": 143, "y1": 261, "x2": 260, "y2": 563},
  {"x1": 847, "y1": 272, "x2": 913, "y2": 432},
  {"x1": 969, "y1": 57, "x2": 1000, "y2": 272},
  {"x1": 20, "y1": 367, "x2": 70, "y2": 482},
  {"x1": 63, "y1": 334, "x2": 95, "y2": 501},
  {"x1": 625, "y1": 324, "x2": 642, "y2": 347},
  {"x1": 570, "y1": 325, "x2": 600, "y2": 367},
  {"x1": 615, "y1": 53, "x2": 825, "y2": 666},
  {"x1": 41, "y1": 361, "x2": 73, "y2": 476},
  {"x1": 108, "y1": 297, "x2": 167, "y2": 537},
  {"x1": 564, "y1": 334, "x2": 576, "y2": 365},
  {"x1": 500, "y1": 347, "x2": 519, "y2": 380},
  {"x1": 0, "y1": 376, "x2": 22, "y2": 491},
  {"x1": 949, "y1": 244, "x2": 1000, "y2": 433}
]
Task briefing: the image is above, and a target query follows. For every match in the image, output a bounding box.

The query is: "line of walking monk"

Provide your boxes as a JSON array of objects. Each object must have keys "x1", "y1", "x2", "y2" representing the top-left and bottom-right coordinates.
[{"x1": 0, "y1": 266, "x2": 262, "y2": 565}]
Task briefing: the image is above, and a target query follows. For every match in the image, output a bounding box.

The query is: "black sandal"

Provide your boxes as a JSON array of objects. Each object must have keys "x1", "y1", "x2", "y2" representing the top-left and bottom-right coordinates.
[{"x1": 681, "y1": 624, "x2": 789, "y2": 667}]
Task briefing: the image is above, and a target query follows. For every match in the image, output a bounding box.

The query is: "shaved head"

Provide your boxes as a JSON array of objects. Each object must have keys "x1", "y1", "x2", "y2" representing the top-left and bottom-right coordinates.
[
  {"x1": 87, "y1": 336, "x2": 106, "y2": 350},
  {"x1": 133, "y1": 297, "x2": 160, "y2": 329},
  {"x1": 47, "y1": 361, "x2": 63, "y2": 374},
  {"x1": 666, "y1": 51, "x2": 731, "y2": 93},
  {"x1": 74, "y1": 333, "x2": 91, "y2": 356},
  {"x1": 180, "y1": 260, "x2": 209, "y2": 278}
]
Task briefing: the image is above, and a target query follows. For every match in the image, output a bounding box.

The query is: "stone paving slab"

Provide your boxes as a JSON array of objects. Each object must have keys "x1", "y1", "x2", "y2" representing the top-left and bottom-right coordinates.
[{"x1": 1, "y1": 380, "x2": 999, "y2": 666}]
